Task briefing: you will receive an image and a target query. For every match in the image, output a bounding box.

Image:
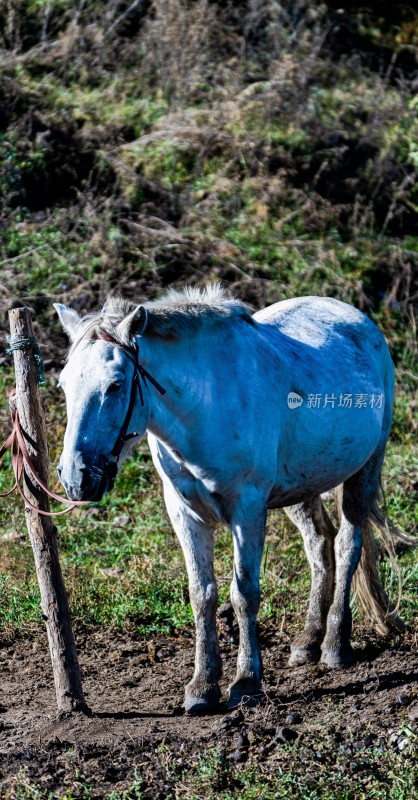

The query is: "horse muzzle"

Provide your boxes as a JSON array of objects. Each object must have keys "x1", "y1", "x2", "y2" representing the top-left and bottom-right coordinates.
[{"x1": 57, "y1": 458, "x2": 115, "y2": 502}]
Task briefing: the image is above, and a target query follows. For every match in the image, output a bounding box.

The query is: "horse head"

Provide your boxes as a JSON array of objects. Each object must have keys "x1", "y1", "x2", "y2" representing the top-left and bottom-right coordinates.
[{"x1": 54, "y1": 302, "x2": 150, "y2": 501}]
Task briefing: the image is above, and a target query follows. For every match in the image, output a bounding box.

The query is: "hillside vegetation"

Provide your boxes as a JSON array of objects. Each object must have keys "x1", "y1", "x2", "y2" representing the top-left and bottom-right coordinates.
[{"x1": 0, "y1": 2, "x2": 417, "y2": 341}]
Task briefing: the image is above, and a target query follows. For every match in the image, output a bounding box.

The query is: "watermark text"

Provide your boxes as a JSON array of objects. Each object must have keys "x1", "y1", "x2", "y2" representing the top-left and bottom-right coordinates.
[{"x1": 287, "y1": 392, "x2": 384, "y2": 410}]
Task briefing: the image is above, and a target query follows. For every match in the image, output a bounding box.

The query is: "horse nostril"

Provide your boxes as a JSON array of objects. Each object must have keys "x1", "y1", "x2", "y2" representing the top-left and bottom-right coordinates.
[
  {"x1": 57, "y1": 464, "x2": 62, "y2": 480},
  {"x1": 80, "y1": 467, "x2": 91, "y2": 490}
]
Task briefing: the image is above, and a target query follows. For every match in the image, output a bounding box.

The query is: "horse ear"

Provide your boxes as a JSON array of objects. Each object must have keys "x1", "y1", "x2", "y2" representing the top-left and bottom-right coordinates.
[
  {"x1": 116, "y1": 305, "x2": 148, "y2": 343},
  {"x1": 53, "y1": 303, "x2": 81, "y2": 341}
]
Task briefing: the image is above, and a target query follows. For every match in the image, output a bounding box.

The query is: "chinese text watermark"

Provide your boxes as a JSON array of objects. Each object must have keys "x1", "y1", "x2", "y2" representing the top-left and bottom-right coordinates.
[{"x1": 287, "y1": 392, "x2": 384, "y2": 410}]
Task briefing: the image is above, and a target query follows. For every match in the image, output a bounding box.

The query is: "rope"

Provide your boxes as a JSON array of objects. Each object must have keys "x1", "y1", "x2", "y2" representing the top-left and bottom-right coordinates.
[
  {"x1": 0, "y1": 395, "x2": 90, "y2": 516},
  {"x1": 6, "y1": 336, "x2": 45, "y2": 386}
]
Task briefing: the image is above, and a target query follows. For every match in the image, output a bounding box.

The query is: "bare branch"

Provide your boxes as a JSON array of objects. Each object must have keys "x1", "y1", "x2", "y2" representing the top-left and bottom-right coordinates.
[{"x1": 106, "y1": 0, "x2": 146, "y2": 35}]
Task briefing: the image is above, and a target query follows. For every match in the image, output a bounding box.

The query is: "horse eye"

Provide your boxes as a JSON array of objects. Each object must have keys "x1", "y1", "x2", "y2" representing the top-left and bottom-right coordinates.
[{"x1": 107, "y1": 381, "x2": 122, "y2": 394}]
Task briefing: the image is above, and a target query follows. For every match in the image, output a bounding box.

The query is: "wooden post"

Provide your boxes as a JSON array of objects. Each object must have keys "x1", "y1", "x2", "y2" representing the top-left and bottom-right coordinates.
[{"x1": 8, "y1": 307, "x2": 87, "y2": 714}]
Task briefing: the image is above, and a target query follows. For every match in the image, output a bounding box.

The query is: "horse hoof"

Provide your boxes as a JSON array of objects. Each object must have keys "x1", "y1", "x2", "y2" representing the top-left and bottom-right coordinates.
[
  {"x1": 321, "y1": 647, "x2": 354, "y2": 668},
  {"x1": 184, "y1": 697, "x2": 217, "y2": 715},
  {"x1": 289, "y1": 644, "x2": 321, "y2": 666},
  {"x1": 184, "y1": 684, "x2": 221, "y2": 715},
  {"x1": 226, "y1": 680, "x2": 264, "y2": 709}
]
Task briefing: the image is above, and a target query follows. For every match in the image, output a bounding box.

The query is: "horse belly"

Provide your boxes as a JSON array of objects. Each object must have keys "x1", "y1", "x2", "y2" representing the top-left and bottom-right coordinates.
[{"x1": 269, "y1": 405, "x2": 384, "y2": 507}]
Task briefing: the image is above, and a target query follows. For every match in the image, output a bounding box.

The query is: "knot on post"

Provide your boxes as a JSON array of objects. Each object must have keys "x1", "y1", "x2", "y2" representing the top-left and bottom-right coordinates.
[{"x1": 6, "y1": 335, "x2": 45, "y2": 386}]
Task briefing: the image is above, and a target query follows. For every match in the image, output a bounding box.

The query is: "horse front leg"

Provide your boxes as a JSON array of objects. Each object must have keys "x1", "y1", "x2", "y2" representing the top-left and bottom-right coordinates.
[
  {"x1": 228, "y1": 489, "x2": 267, "y2": 708},
  {"x1": 162, "y1": 482, "x2": 222, "y2": 714}
]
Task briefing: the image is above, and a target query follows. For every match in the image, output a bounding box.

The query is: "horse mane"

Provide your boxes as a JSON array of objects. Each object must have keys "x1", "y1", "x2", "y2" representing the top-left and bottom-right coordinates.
[{"x1": 69, "y1": 284, "x2": 252, "y2": 352}]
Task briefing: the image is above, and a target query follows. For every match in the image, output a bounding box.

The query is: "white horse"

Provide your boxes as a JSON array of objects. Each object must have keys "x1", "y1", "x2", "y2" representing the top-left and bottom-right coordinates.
[{"x1": 54, "y1": 286, "x2": 403, "y2": 714}]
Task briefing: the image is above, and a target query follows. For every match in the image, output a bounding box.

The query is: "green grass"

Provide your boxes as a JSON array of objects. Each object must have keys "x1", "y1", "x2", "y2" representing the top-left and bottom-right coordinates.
[
  {"x1": 0, "y1": 211, "x2": 102, "y2": 296},
  {"x1": 172, "y1": 742, "x2": 418, "y2": 800}
]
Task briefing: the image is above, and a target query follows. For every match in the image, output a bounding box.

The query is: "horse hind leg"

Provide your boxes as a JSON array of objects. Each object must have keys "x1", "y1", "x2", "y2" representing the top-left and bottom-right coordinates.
[
  {"x1": 321, "y1": 444, "x2": 386, "y2": 667},
  {"x1": 285, "y1": 496, "x2": 336, "y2": 665}
]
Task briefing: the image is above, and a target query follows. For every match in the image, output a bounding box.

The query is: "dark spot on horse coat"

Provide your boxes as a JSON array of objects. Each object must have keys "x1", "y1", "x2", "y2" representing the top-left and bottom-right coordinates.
[{"x1": 346, "y1": 329, "x2": 361, "y2": 347}]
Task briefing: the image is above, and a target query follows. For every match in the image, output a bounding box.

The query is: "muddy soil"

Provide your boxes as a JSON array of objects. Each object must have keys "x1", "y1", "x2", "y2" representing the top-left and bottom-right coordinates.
[{"x1": 0, "y1": 625, "x2": 417, "y2": 797}]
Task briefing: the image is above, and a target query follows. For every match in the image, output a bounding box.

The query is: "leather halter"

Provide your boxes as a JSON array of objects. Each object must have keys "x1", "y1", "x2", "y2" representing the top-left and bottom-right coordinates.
[{"x1": 97, "y1": 332, "x2": 166, "y2": 490}]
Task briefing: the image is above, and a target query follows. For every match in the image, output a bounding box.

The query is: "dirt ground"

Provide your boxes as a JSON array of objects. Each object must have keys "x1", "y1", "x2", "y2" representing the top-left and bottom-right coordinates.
[{"x1": 0, "y1": 621, "x2": 417, "y2": 798}]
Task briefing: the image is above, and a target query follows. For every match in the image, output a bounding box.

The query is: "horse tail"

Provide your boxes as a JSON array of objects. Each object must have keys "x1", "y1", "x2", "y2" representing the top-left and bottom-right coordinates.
[{"x1": 336, "y1": 480, "x2": 416, "y2": 636}]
